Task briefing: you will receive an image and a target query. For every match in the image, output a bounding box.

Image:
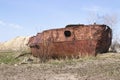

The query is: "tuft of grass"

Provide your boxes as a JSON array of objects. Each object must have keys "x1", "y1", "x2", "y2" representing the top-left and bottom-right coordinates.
[
  {"x1": 48, "y1": 56, "x2": 97, "y2": 66},
  {"x1": 0, "y1": 52, "x2": 20, "y2": 64}
]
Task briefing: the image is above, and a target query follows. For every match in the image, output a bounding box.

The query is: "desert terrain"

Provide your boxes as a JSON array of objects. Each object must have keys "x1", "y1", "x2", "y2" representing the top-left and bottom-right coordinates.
[
  {"x1": 0, "y1": 52, "x2": 120, "y2": 80},
  {"x1": 0, "y1": 37, "x2": 120, "y2": 80}
]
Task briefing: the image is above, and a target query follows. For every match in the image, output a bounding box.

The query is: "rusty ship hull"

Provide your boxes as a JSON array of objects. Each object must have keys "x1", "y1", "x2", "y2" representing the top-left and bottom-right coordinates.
[{"x1": 28, "y1": 24, "x2": 112, "y2": 59}]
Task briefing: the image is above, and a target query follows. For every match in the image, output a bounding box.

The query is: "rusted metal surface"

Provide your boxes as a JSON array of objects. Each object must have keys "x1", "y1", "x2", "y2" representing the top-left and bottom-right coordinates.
[{"x1": 28, "y1": 24, "x2": 112, "y2": 59}]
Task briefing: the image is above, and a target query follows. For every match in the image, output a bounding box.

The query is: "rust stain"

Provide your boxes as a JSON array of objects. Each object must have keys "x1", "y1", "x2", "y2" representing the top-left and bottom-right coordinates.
[{"x1": 28, "y1": 24, "x2": 112, "y2": 59}]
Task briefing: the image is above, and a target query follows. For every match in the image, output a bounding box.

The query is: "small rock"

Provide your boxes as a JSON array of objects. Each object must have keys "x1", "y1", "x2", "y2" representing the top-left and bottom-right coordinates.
[{"x1": 14, "y1": 64, "x2": 18, "y2": 66}]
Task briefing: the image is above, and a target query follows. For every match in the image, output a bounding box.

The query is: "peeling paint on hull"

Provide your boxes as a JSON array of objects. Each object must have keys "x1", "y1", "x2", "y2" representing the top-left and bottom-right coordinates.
[{"x1": 28, "y1": 24, "x2": 112, "y2": 59}]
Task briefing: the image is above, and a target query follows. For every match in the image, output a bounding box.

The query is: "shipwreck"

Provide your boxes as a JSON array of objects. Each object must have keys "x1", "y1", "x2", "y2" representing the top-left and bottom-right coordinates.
[{"x1": 28, "y1": 24, "x2": 112, "y2": 59}]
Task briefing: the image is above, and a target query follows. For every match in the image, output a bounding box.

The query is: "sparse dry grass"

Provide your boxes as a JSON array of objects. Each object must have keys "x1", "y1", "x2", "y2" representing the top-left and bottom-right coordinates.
[{"x1": 0, "y1": 52, "x2": 120, "y2": 80}]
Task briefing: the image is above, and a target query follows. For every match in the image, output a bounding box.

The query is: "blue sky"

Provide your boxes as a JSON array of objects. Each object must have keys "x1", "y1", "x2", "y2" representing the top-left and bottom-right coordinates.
[{"x1": 0, "y1": 0, "x2": 120, "y2": 42}]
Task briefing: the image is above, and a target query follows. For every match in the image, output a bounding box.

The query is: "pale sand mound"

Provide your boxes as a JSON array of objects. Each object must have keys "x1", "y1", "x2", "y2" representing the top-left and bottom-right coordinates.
[{"x1": 0, "y1": 36, "x2": 30, "y2": 52}]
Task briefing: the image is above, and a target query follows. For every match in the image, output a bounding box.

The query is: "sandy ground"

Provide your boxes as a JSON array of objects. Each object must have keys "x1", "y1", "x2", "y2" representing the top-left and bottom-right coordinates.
[{"x1": 0, "y1": 53, "x2": 120, "y2": 80}]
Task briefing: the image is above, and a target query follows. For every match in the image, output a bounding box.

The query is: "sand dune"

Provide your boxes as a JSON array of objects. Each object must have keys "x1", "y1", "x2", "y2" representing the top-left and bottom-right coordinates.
[{"x1": 0, "y1": 36, "x2": 30, "y2": 52}]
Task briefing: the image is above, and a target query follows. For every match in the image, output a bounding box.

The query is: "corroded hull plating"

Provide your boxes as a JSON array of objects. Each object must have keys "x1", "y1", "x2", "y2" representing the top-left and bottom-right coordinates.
[{"x1": 28, "y1": 24, "x2": 112, "y2": 59}]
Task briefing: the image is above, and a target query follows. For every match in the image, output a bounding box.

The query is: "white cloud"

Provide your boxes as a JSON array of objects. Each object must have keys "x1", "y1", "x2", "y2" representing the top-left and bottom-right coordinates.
[
  {"x1": 0, "y1": 20, "x2": 6, "y2": 26},
  {"x1": 9, "y1": 23, "x2": 23, "y2": 29},
  {"x1": 0, "y1": 20, "x2": 23, "y2": 29},
  {"x1": 82, "y1": 5, "x2": 103, "y2": 12}
]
